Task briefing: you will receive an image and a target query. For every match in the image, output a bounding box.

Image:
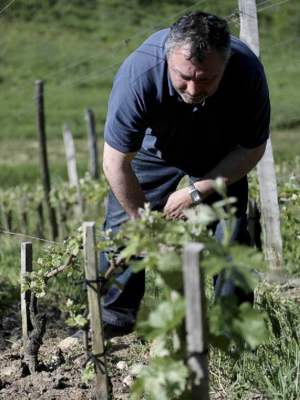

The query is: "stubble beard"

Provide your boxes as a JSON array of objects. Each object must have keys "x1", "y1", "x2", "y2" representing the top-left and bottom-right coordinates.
[{"x1": 176, "y1": 89, "x2": 208, "y2": 104}]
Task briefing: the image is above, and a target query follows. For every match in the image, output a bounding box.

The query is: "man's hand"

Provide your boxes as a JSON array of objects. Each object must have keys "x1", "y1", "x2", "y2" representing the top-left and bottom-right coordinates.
[{"x1": 163, "y1": 187, "x2": 194, "y2": 220}]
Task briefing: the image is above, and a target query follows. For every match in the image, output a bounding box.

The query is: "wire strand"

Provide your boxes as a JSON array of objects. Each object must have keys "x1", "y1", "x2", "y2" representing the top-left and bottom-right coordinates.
[
  {"x1": 261, "y1": 36, "x2": 300, "y2": 50},
  {"x1": 0, "y1": 229, "x2": 63, "y2": 245},
  {"x1": 0, "y1": 0, "x2": 208, "y2": 102},
  {"x1": 1, "y1": 227, "x2": 300, "y2": 286},
  {"x1": 257, "y1": 0, "x2": 290, "y2": 12},
  {"x1": 0, "y1": 61, "x2": 122, "y2": 129},
  {"x1": 0, "y1": 0, "x2": 15, "y2": 15},
  {"x1": 269, "y1": 62, "x2": 300, "y2": 73}
]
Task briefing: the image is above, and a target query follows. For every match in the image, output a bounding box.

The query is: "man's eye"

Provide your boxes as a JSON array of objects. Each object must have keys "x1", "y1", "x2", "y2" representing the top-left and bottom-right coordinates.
[{"x1": 202, "y1": 78, "x2": 212, "y2": 83}]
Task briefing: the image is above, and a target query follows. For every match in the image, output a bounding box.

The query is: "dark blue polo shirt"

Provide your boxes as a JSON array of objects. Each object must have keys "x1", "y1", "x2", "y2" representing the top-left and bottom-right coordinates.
[{"x1": 104, "y1": 29, "x2": 270, "y2": 177}]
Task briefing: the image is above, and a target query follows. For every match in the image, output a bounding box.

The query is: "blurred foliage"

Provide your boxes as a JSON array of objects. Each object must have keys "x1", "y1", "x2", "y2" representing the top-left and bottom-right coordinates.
[{"x1": 0, "y1": 0, "x2": 299, "y2": 140}]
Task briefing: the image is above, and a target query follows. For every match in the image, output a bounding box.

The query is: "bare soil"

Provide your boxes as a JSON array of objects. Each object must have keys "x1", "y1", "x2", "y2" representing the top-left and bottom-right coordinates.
[{"x1": 0, "y1": 302, "x2": 150, "y2": 400}]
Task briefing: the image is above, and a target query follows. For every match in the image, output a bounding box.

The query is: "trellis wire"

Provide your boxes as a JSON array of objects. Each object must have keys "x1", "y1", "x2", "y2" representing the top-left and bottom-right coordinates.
[
  {"x1": 1, "y1": 227, "x2": 300, "y2": 287},
  {"x1": 257, "y1": 0, "x2": 290, "y2": 12},
  {"x1": 269, "y1": 62, "x2": 300, "y2": 73},
  {"x1": 0, "y1": 228, "x2": 63, "y2": 245},
  {"x1": 262, "y1": 36, "x2": 300, "y2": 50},
  {"x1": 0, "y1": 61, "x2": 122, "y2": 129},
  {"x1": 0, "y1": 0, "x2": 209, "y2": 102},
  {"x1": 0, "y1": 0, "x2": 15, "y2": 15},
  {"x1": 1, "y1": 0, "x2": 291, "y2": 112},
  {"x1": 0, "y1": 0, "x2": 291, "y2": 105}
]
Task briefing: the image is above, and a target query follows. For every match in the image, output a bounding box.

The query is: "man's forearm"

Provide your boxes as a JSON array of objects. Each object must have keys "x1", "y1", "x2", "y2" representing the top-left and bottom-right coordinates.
[
  {"x1": 194, "y1": 143, "x2": 266, "y2": 199},
  {"x1": 104, "y1": 163, "x2": 146, "y2": 219}
]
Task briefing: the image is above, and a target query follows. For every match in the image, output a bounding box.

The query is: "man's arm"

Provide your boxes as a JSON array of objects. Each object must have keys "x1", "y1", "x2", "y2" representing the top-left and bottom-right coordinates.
[
  {"x1": 164, "y1": 142, "x2": 267, "y2": 220},
  {"x1": 103, "y1": 142, "x2": 146, "y2": 219}
]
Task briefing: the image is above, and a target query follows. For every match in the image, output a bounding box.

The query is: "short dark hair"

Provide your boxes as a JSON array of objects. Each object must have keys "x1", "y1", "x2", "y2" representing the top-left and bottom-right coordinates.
[{"x1": 165, "y1": 11, "x2": 231, "y2": 64}]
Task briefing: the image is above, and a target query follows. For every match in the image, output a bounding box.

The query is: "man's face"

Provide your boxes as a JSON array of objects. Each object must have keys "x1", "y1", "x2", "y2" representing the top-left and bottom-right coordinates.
[{"x1": 167, "y1": 44, "x2": 226, "y2": 104}]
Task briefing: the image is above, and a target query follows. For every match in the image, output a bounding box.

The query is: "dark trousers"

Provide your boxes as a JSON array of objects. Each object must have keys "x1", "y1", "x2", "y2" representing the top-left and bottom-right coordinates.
[{"x1": 100, "y1": 149, "x2": 252, "y2": 327}]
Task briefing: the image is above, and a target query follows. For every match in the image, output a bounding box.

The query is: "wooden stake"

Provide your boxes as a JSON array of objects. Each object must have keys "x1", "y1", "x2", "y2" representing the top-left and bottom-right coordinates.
[
  {"x1": 248, "y1": 200, "x2": 262, "y2": 251},
  {"x1": 35, "y1": 80, "x2": 58, "y2": 241},
  {"x1": 37, "y1": 203, "x2": 44, "y2": 239},
  {"x1": 21, "y1": 242, "x2": 33, "y2": 351},
  {"x1": 83, "y1": 222, "x2": 109, "y2": 400},
  {"x1": 63, "y1": 124, "x2": 84, "y2": 221},
  {"x1": 85, "y1": 109, "x2": 99, "y2": 180},
  {"x1": 57, "y1": 200, "x2": 68, "y2": 242},
  {"x1": 257, "y1": 140, "x2": 284, "y2": 271},
  {"x1": 183, "y1": 242, "x2": 209, "y2": 400},
  {"x1": 238, "y1": 0, "x2": 284, "y2": 274},
  {"x1": 1, "y1": 202, "x2": 12, "y2": 231}
]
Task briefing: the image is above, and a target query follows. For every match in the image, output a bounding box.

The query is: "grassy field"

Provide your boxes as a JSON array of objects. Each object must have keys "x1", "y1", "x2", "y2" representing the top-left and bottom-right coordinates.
[
  {"x1": 0, "y1": 129, "x2": 299, "y2": 188},
  {"x1": 0, "y1": 0, "x2": 298, "y2": 186},
  {"x1": 0, "y1": 0, "x2": 299, "y2": 141}
]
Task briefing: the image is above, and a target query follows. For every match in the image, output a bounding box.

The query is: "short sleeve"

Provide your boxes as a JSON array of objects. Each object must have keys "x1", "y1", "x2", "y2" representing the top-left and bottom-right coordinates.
[
  {"x1": 236, "y1": 70, "x2": 271, "y2": 149},
  {"x1": 104, "y1": 71, "x2": 148, "y2": 153}
]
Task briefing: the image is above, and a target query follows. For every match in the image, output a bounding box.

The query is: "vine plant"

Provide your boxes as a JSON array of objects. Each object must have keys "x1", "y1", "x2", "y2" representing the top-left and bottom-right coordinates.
[
  {"x1": 20, "y1": 178, "x2": 270, "y2": 398},
  {"x1": 95, "y1": 179, "x2": 269, "y2": 400},
  {"x1": 20, "y1": 228, "x2": 84, "y2": 374}
]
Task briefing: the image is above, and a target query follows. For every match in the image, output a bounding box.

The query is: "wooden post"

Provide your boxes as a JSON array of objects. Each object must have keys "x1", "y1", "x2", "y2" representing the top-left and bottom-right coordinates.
[
  {"x1": 183, "y1": 242, "x2": 209, "y2": 400},
  {"x1": 57, "y1": 200, "x2": 68, "y2": 242},
  {"x1": 18, "y1": 200, "x2": 28, "y2": 235},
  {"x1": 248, "y1": 200, "x2": 262, "y2": 251},
  {"x1": 83, "y1": 222, "x2": 109, "y2": 400},
  {"x1": 21, "y1": 242, "x2": 33, "y2": 351},
  {"x1": 238, "y1": 0, "x2": 284, "y2": 274},
  {"x1": 85, "y1": 109, "x2": 99, "y2": 180},
  {"x1": 37, "y1": 203, "x2": 44, "y2": 239},
  {"x1": 1, "y1": 202, "x2": 12, "y2": 231},
  {"x1": 63, "y1": 124, "x2": 84, "y2": 221},
  {"x1": 35, "y1": 80, "x2": 58, "y2": 241}
]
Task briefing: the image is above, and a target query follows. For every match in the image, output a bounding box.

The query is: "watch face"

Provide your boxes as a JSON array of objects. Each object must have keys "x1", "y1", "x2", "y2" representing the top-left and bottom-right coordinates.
[{"x1": 192, "y1": 191, "x2": 201, "y2": 202}]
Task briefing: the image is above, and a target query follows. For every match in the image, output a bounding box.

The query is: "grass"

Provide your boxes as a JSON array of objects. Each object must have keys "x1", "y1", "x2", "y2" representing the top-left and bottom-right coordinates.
[
  {"x1": 0, "y1": 0, "x2": 299, "y2": 140},
  {"x1": 209, "y1": 284, "x2": 300, "y2": 399}
]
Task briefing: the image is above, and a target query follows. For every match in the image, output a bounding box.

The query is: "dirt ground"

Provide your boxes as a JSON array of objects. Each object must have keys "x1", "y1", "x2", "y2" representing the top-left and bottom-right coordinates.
[{"x1": 0, "y1": 303, "x2": 150, "y2": 400}]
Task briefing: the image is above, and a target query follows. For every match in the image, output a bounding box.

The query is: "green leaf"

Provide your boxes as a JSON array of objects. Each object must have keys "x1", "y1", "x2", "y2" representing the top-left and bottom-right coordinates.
[
  {"x1": 136, "y1": 297, "x2": 185, "y2": 340},
  {"x1": 209, "y1": 297, "x2": 268, "y2": 351},
  {"x1": 184, "y1": 204, "x2": 218, "y2": 225},
  {"x1": 74, "y1": 314, "x2": 87, "y2": 327},
  {"x1": 130, "y1": 358, "x2": 188, "y2": 400},
  {"x1": 66, "y1": 317, "x2": 77, "y2": 327},
  {"x1": 233, "y1": 302, "x2": 268, "y2": 350},
  {"x1": 81, "y1": 361, "x2": 95, "y2": 384},
  {"x1": 156, "y1": 252, "x2": 183, "y2": 291}
]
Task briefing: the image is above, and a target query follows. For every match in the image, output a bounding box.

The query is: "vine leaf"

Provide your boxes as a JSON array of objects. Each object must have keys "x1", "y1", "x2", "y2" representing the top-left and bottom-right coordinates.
[{"x1": 130, "y1": 358, "x2": 188, "y2": 400}]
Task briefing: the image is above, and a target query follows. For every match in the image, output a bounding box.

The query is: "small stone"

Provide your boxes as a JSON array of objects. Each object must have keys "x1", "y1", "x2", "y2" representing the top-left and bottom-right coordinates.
[
  {"x1": 1, "y1": 362, "x2": 23, "y2": 378},
  {"x1": 116, "y1": 361, "x2": 127, "y2": 370},
  {"x1": 58, "y1": 337, "x2": 78, "y2": 350},
  {"x1": 64, "y1": 372, "x2": 71, "y2": 380},
  {"x1": 74, "y1": 356, "x2": 83, "y2": 366},
  {"x1": 123, "y1": 375, "x2": 134, "y2": 387},
  {"x1": 11, "y1": 340, "x2": 22, "y2": 350},
  {"x1": 51, "y1": 348, "x2": 64, "y2": 365}
]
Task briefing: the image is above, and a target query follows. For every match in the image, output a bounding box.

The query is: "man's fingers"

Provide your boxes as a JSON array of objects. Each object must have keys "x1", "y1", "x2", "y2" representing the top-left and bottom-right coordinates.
[{"x1": 165, "y1": 212, "x2": 187, "y2": 221}]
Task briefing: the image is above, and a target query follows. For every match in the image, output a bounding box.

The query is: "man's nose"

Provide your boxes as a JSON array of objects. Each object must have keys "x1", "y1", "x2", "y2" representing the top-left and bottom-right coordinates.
[{"x1": 187, "y1": 80, "x2": 202, "y2": 96}]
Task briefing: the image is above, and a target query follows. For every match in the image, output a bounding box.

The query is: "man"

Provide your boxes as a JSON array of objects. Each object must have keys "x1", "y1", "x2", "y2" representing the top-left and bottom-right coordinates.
[{"x1": 100, "y1": 11, "x2": 270, "y2": 331}]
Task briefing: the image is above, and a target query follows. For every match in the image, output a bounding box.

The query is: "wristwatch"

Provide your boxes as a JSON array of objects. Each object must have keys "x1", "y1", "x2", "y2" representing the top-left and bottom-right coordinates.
[{"x1": 188, "y1": 184, "x2": 202, "y2": 205}]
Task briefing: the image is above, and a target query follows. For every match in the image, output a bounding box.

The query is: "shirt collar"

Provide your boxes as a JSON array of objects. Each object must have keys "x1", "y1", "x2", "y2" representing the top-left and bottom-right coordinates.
[{"x1": 167, "y1": 68, "x2": 177, "y2": 97}]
